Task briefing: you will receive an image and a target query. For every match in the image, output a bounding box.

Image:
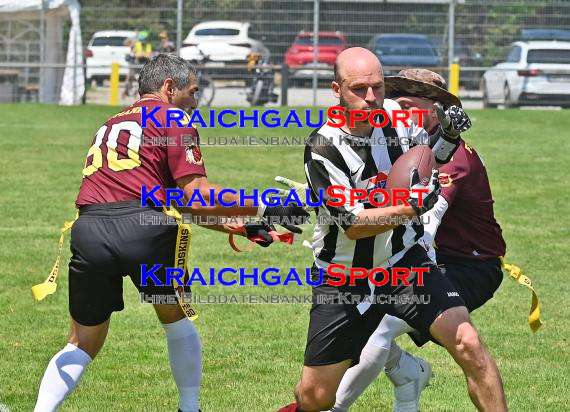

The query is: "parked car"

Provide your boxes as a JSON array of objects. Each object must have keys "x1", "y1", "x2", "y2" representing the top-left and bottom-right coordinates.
[
  {"x1": 285, "y1": 31, "x2": 348, "y2": 85},
  {"x1": 366, "y1": 34, "x2": 441, "y2": 75},
  {"x1": 179, "y1": 21, "x2": 269, "y2": 66},
  {"x1": 285, "y1": 31, "x2": 347, "y2": 66},
  {"x1": 521, "y1": 28, "x2": 570, "y2": 42},
  {"x1": 85, "y1": 30, "x2": 136, "y2": 86},
  {"x1": 481, "y1": 39, "x2": 570, "y2": 107}
]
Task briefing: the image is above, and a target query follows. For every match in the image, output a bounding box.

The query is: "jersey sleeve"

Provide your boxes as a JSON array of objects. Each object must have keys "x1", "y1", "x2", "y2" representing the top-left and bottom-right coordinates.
[
  {"x1": 166, "y1": 123, "x2": 207, "y2": 181},
  {"x1": 304, "y1": 144, "x2": 363, "y2": 231},
  {"x1": 438, "y1": 157, "x2": 468, "y2": 205}
]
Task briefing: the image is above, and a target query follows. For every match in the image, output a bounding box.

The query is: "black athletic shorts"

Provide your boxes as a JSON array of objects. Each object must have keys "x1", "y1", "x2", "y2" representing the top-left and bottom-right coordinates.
[
  {"x1": 408, "y1": 253, "x2": 503, "y2": 347},
  {"x1": 69, "y1": 201, "x2": 188, "y2": 326},
  {"x1": 304, "y1": 244, "x2": 465, "y2": 366},
  {"x1": 304, "y1": 282, "x2": 386, "y2": 367}
]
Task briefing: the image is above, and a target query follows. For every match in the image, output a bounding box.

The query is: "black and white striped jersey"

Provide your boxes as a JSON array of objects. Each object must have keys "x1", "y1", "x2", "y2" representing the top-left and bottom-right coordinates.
[{"x1": 304, "y1": 99, "x2": 429, "y2": 274}]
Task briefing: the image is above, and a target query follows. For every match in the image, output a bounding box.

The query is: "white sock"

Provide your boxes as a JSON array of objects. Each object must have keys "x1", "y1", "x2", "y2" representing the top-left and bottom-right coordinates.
[
  {"x1": 162, "y1": 318, "x2": 202, "y2": 412},
  {"x1": 330, "y1": 315, "x2": 415, "y2": 411},
  {"x1": 385, "y1": 351, "x2": 420, "y2": 386},
  {"x1": 384, "y1": 342, "x2": 403, "y2": 370},
  {"x1": 371, "y1": 315, "x2": 412, "y2": 372},
  {"x1": 331, "y1": 341, "x2": 391, "y2": 411},
  {"x1": 34, "y1": 343, "x2": 92, "y2": 412},
  {"x1": 369, "y1": 315, "x2": 414, "y2": 348}
]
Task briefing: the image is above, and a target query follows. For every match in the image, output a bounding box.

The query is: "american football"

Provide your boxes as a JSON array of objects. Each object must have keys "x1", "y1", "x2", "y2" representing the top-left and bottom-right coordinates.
[{"x1": 386, "y1": 145, "x2": 436, "y2": 195}]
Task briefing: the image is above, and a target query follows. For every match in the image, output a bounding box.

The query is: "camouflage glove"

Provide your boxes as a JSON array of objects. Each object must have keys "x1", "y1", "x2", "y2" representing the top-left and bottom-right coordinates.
[{"x1": 435, "y1": 103, "x2": 472, "y2": 139}]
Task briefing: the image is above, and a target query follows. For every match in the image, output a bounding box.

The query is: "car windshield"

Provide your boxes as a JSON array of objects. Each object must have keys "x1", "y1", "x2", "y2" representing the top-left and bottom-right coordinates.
[
  {"x1": 375, "y1": 38, "x2": 436, "y2": 56},
  {"x1": 92, "y1": 37, "x2": 129, "y2": 47},
  {"x1": 195, "y1": 28, "x2": 240, "y2": 36},
  {"x1": 527, "y1": 49, "x2": 570, "y2": 64},
  {"x1": 295, "y1": 36, "x2": 343, "y2": 46}
]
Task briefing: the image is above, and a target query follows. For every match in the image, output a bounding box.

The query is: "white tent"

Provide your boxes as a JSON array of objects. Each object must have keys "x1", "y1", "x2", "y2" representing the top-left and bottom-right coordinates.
[{"x1": 0, "y1": 0, "x2": 83, "y2": 104}]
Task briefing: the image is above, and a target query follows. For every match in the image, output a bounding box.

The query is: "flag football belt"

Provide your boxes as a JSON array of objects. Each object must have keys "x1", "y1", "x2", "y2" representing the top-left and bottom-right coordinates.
[
  {"x1": 162, "y1": 207, "x2": 199, "y2": 320},
  {"x1": 31, "y1": 216, "x2": 77, "y2": 302},
  {"x1": 499, "y1": 256, "x2": 542, "y2": 333},
  {"x1": 228, "y1": 229, "x2": 295, "y2": 253},
  {"x1": 32, "y1": 204, "x2": 199, "y2": 322}
]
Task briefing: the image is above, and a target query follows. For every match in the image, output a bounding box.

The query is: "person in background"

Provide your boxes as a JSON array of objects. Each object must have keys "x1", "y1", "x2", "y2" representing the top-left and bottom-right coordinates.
[
  {"x1": 158, "y1": 31, "x2": 176, "y2": 54},
  {"x1": 124, "y1": 31, "x2": 153, "y2": 97}
]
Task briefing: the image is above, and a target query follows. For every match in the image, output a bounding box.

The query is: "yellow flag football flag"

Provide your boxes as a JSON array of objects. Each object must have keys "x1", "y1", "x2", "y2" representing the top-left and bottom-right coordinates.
[{"x1": 500, "y1": 256, "x2": 542, "y2": 333}]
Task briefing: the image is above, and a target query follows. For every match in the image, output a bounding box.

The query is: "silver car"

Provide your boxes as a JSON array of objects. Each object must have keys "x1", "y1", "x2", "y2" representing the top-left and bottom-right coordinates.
[
  {"x1": 482, "y1": 40, "x2": 570, "y2": 107},
  {"x1": 179, "y1": 21, "x2": 269, "y2": 66},
  {"x1": 85, "y1": 30, "x2": 136, "y2": 86}
]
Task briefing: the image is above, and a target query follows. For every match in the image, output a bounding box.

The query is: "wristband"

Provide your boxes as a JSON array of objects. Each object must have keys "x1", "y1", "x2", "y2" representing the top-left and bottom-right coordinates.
[{"x1": 430, "y1": 127, "x2": 460, "y2": 164}]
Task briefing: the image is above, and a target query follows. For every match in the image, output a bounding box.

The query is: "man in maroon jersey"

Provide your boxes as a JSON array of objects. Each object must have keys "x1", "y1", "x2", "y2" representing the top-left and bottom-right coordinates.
[
  {"x1": 329, "y1": 69, "x2": 507, "y2": 412},
  {"x1": 33, "y1": 54, "x2": 307, "y2": 412}
]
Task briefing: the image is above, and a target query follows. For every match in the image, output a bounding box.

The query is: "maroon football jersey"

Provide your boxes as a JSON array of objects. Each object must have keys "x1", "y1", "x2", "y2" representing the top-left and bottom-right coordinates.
[
  {"x1": 76, "y1": 97, "x2": 206, "y2": 207},
  {"x1": 435, "y1": 140, "x2": 506, "y2": 260}
]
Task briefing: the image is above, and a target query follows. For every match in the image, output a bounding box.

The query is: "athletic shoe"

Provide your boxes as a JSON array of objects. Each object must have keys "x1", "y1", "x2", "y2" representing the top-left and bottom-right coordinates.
[{"x1": 385, "y1": 351, "x2": 432, "y2": 412}]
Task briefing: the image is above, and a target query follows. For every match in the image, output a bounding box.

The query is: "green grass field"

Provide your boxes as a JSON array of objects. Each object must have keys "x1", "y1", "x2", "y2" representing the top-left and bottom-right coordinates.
[{"x1": 0, "y1": 104, "x2": 569, "y2": 411}]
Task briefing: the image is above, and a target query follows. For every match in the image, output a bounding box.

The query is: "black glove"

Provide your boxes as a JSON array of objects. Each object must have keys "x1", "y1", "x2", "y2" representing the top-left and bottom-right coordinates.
[
  {"x1": 406, "y1": 169, "x2": 440, "y2": 216},
  {"x1": 429, "y1": 104, "x2": 471, "y2": 164},
  {"x1": 436, "y1": 103, "x2": 472, "y2": 139},
  {"x1": 244, "y1": 221, "x2": 275, "y2": 247},
  {"x1": 263, "y1": 203, "x2": 310, "y2": 234}
]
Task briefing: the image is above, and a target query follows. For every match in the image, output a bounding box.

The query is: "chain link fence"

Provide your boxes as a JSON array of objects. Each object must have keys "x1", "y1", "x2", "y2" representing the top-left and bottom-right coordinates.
[{"x1": 1, "y1": 0, "x2": 570, "y2": 106}]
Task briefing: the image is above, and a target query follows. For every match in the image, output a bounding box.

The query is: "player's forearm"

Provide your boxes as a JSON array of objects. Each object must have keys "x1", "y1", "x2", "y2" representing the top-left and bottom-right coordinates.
[
  {"x1": 344, "y1": 205, "x2": 417, "y2": 240},
  {"x1": 191, "y1": 183, "x2": 260, "y2": 216},
  {"x1": 177, "y1": 176, "x2": 260, "y2": 217},
  {"x1": 171, "y1": 205, "x2": 248, "y2": 233},
  {"x1": 177, "y1": 196, "x2": 259, "y2": 217}
]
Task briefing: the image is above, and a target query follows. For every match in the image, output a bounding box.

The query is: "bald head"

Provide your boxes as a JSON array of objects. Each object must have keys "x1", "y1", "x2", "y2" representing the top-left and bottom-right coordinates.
[
  {"x1": 334, "y1": 47, "x2": 383, "y2": 83},
  {"x1": 331, "y1": 47, "x2": 385, "y2": 130}
]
